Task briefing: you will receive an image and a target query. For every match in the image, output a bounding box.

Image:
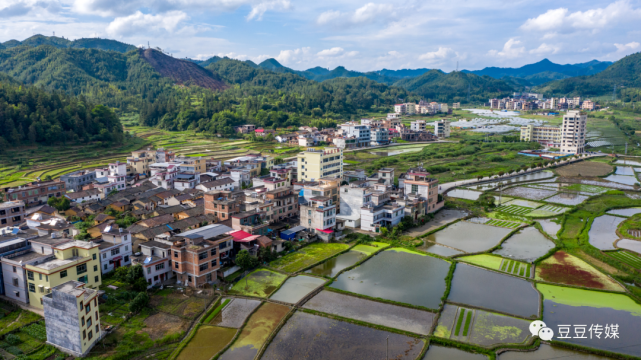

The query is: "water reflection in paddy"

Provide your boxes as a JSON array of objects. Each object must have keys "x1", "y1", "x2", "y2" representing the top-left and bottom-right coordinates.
[
  {"x1": 447, "y1": 189, "x2": 483, "y2": 200},
  {"x1": 330, "y1": 249, "x2": 450, "y2": 309},
  {"x1": 588, "y1": 215, "x2": 626, "y2": 250},
  {"x1": 466, "y1": 171, "x2": 555, "y2": 191},
  {"x1": 537, "y1": 219, "x2": 562, "y2": 239},
  {"x1": 423, "y1": 345, "x2": 487, "y2": 360},
  {"x1": 448, "y1": 264, "x2": 540, "y2": 318},
  {"x1": 305, "y1": 251, "x2": 366, "y2": 278},
  {"x1": 499, "y1": 344, "x2": 612, "y2": 360},
  {"x1": 493, "y1": 227, "x2": 555, "y2": 263},
  {"x1": 420, "y1": 242, "x2": 465, "y2": 257},
  {"x1": 424, "y1": 221, "x2": 513, "y2": 253}
]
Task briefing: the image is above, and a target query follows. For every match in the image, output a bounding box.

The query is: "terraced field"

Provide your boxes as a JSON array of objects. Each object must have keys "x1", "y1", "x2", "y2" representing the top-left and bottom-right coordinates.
[
  {"x1": 497, "y1": 204, "x2": 531, "y2": 215},
  {"x1": 485, "y1": 219, "x2": 521, "y2": 229},
  {"x1": 608, "y1": 251, "x2": 641, "y2": 269},
  {"x1": 499, "y1": 258, "x2": 532, "y2": 277}
]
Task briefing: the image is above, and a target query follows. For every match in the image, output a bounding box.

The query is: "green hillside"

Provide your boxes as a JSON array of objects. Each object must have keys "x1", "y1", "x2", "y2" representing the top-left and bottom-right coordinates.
[
  {"x1": 1, "y1": 35, "x2": 136, "y2": 53},
  {"x1": 537, "y1": 52, "x2": 641, "y2": 96},
  {"x1": 393, "y1": 70, "x2": 514, "y2": 103}
]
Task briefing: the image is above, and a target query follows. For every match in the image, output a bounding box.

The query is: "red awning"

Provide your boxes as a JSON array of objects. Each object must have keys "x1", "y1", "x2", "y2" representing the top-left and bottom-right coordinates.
[
  {"x1": 229, "y1": 230, "x2": 253, "y2": 242},
  {"x1": 316, "y1": 228, "x2": 334, "y2": 234}
]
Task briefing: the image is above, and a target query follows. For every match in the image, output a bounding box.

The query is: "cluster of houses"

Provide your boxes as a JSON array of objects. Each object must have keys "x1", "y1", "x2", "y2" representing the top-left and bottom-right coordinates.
[
  {"x1": 0, "y1": 135, "x2": 447, "y2": 356},
  {"x1": 489, "y1": 94, "x2": 597, "y2": 111}
]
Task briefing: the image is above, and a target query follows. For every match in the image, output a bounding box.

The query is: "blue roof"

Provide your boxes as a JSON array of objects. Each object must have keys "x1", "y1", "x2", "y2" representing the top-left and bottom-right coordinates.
[{"x1": 281, "y1": 225, "x2": 306, "y2": 236}]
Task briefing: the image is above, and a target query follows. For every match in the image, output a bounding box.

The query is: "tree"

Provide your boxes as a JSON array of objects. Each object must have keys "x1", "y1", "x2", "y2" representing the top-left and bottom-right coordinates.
[
  {"x1": 258, "y1": 247, "x2": 276, "y2": 263},
  {"x1": 129, "y1": 292, "x2": 149, "y2": 313},
  {"x1": 235, "y1": 249, "x2": 259, "y2": 271},
  {"x1": 47, "y1": 196, "x2": 70, "y2": 211},
  {"x1": 126, "y1": 264, "x2": 145, "y2": 284}
]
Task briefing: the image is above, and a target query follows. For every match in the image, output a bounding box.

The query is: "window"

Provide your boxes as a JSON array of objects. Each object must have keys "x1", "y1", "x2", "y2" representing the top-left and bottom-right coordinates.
[
  {"x1": 87, "y1": 317, "x2": 92, "y2": 327},
  {"x1": 411, "y1": 184, "x2": 418, "y2": 193},
  {"x1": 174, "y1": 251, "x2": 178, "y2": 258},
  {"x1": 124, "y1": 255, "x2": 129, "y2": 263},
  {"x1": 211, "y1": 259, "x2": 217, "y2": 267},
  {"x1": 104, "y1": 264, "x2": 108, "y2": 270},
  {"x1": 80, "y1": 302, "x2": 83, "y2": 310},
  {"x1": 103, "y1": 253, "x2": 106, "y2": 259},
  {"x1": 29, "y1": 283, "x2": 35, "y2": 292},
  {"x1": 199, "y1": 263, "x2": 208, "y2": 271},
  {"x1": 15, "y1": 291, "x2": 19, "y2": 298},
  {"x1": 155, "y1": 263, "x2": 164, "y2": 271},
  {"x1": 198, "y1": 252, "x2": 207, "y2": 260},
  {"x1": 86, "y1": 303, "x2": 91, "y2": 314},
  {"x1": 93, "y1": 265, "x2": 97, "y2": 272},
  {"x1": 12, "y1": 266, "x2": 16, "y2": 273},
  {"x1": 39, "y1": 273, "x2": 42, "y2": 280},
  {"x1": 77, "y1": 264, "x2": 87, "y2": 275},
  {"x1": 111, "y1": 248, "x2": 120, "y2": 256},
  {"x1": 83, "y1": 330, "x2": 86, "y2": 339},
  {"x1": 125, "y1": 246, "x2": 128, "y2": 251},
  {"x1": 188, "y1": 275, "x2": 192, "y2": 282},
  {"x1": 210, "y1": 248, "x2": 217, "y2": 256},
  {"x1": 94, "y1": 276, "x2": 99, "y2": 282},
  {"x1": 27, "y1": 271, "x2": 34, "y2": 280},
  {"x1": 92, "y1": 254, "x2": 96, "y2": 260},
  {"x1": 88, "y1": 330, "x2": 93, "y2": 340},
  {"x1": 175, "y1": 262, "x2": 179, "y2": 269},
  {"x1": 12, "y1": 278, "x2": 18, "y2": 286},
  {"x1": 82, "y1": 316, "x2": 85, "y2": 326},
  {"x1": 96, "y1": 325, "x2": 99, "y2": 334}
]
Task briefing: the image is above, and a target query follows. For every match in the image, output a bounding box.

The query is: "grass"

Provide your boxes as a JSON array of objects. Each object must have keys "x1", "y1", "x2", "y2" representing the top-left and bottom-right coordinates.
[
  {"x1": 351, "y1": 242, "x2": 390, "y2": 255},
  {"x1": 0, "y1": 308, "x2": 43, "y2": 337},
  {"x1": 454, "y1": 309, "x2": 465, "y2": 336},
  {"x1": 497, "y1": 205, "x2": 532, "y2": 215},
  {"x1": 618, "y1": 214, "x2": 641, "y2": 240},
  {"x1": 537, "y1": 283, "x2": 641, "y2": 315},
  {"x1": 608, "y1": 251, "x2": 641, "y2": 269},
  {"x1": 229, "y1": 269, "x2": 287, "y2": 298},
  {"x1": 462, "y1": 311, "x2": 473, "y2": 337},
  {"x1": 458, "y1": 254, "x2": 503, "y2": 270},
  {"x1": 203, "y1": 299, "x2": 230, "y2": 324},
  {"x1": 269, "y1": 243, "x2": 350, "y2": 273},
  {"x1": 485, "y1": 219, "x2": 520, "y2": 228},
  {"x1": 525, "y1": 204, "x2": 570, "y2": 217}
]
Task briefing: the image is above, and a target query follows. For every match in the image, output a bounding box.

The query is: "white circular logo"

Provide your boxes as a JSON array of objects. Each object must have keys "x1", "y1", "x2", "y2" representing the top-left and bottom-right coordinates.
[
  {"x1": 529, "y1": 320, "x2": 546, "y2": 336},
  {"x1": 539, "y1": 327, "x2": 554, "y2": 341}
]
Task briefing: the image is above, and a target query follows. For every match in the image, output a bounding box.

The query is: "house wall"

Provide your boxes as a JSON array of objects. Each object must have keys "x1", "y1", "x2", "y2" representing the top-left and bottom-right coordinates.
[
  {"x1": 43, "y1": 291, "x2": 82, "y2": 356},
  {"x1": 1, "y1": 261, "x2": 28, "y2": 304}
]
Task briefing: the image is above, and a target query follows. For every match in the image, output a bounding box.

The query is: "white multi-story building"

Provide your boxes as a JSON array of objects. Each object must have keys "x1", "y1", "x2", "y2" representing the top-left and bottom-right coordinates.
[
  {"x1": 300, "y1": 196, "x2": 336, "y2": 241},
  {"x1": 411, "y1": 120, "x2": 426, "y2": 132},
  {"x1": 560, "y1": 110, "x2": 587, "y2": 154},
  {"x1": 370, "y1": 128, "x2": 389, "y2": 146},
  {"x1": 149, "y1": 162, "x2": 180, "y2": 189},
  {"x1": 339, "y1": 123, "x2": 371, "y2": 148},
  {"x1": 337, "y1": 182, "x2": 373, "y2": 228},
  {"x1": 434, "y1": 120, "x2": 451, "y2": 138},
  {"x1": 394, "y1": 104, "x2": 406, "y2": 114},
  {"x1": 98, "y1": 225, "x2": 132, "y2": 274},
  {"x1": 360, "y1": 189, "x2": 405, "y2": 232},
  {"x1": 93, "y1": 162, "x2": 126, "y2": 196},
  {"x1": 138, "y1": 240, "x2": 173, "y2": 288}
]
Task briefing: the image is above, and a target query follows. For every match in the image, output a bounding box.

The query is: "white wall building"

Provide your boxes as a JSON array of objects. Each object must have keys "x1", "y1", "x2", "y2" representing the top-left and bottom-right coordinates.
[
  {"x1": 138, "y1": 240, "x2": 173, "y2": 288},
  {"x1": 98, "y1": 226, "x2": 132, "y2": 274},
  {"x1": 339, "y1": 123, "x2": 371, "y2": 148},
  {"x1": 560, "y1": 110, "x2": 587, "y2": 154},
  {"x1": 434, "y1": 120, "x2": 451, "y2": 138},
  {"x1": 336, "y1": 183, "x2": 373, "y2": 228}
]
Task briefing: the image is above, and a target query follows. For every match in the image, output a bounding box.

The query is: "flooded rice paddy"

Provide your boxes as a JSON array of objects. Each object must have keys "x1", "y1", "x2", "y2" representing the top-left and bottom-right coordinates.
[
  {"x1": 493, "y1": 227, "x2": 555, "y2": 263},
  {"x1": 615, "y1": 166, "x2": 636, "y2": 175},
  {"x1": 435, "y1": 304, "x2": 531, "y2": 346},
  {"x1": 447, "y1": 189, "x2": 483, "y2": 200},
  {"x1": 261, "y1": 311, "x2": 424, "y2": 360},
  {"x1": 616, "y1": 239, "x2": 641, "y2": 253},
  {"x1": 525, "y1": 204, "x2": 569, "y2": 217},
  {"x1": 229, "y1": 269, "x2": 287, "y2": 298},
  {"x1": 588, "y1": 215, "x2": 626, "y2": 250},
  {"x1": 211, "y1": 298, "x2": 261, "y2": 327},
  {"x1": 330, "y1": 249, "x2": 450, "y2": 309},
  {"x1": 303, "y1": 290, "x2": 435, "y2": 335},
  {"x1": 305, "y1": 251, "x2": 366, "y2": 278},
  {"x1": 538, "y1": 284, "x2": 641, "y2": 358},
  {"x1": 535, "y1": 251, "x2": 624, "y2": 291},
  {"x1": 422, "y1": 345, "x2": 487, "y2": 359},
  {"x1": 543, "y1": 193, "x2": 589, "y2": 205},
  {"x1": 537, "y1": 219, "x2": 562, "y2": 239},
  {"x1": 502, "y1": 199, "x2": 543, "y2": 208},
  {"x1": 448, "y1": 264, "x2": 540, "y2": 318},
  {"x1": 614, "y1": 159, "x2": 641, "y2": 166},
  {"x1": 607, "y1": 207, "x2": 641, "y2": 217},
  {"x1": 498, "y1": 344, "x2": 612, "y2": 359},
  {"x1": 421, "y1": 242, "x2": 465, "y2": 257},
  {"x1": 577, "y1": 179, "x2": 635, "y2": 190},
  {"x1": 503, "y1": 186, "x2": 557, "y2": 200},
  {"x1": 269, "y1": 275, "x2": 326, "y2": 304},
  {"x1": 405, "y1": 209, "x2": 469, "y2": 237},
  {"x1": 604, "y1": 174, "x2": 639, "y2": 186},
  {"x1": 422, "y1": 221, "x2": 513, "y2": 253},
  {"x1": 219, "y1": 302, "x2": 290, "y2": 360},
  {"x1": 176, "y1": 325, "x2": 236, "y2": 360}
]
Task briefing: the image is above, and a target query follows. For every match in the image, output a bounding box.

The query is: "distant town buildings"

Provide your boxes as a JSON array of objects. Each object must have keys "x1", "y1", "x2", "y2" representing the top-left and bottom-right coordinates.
[{"x1": 490, "y1": 95, "x2": 597, "y2": 112}]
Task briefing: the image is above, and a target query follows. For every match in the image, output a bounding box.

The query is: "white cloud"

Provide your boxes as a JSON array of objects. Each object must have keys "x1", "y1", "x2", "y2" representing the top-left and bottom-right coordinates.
[
  {"x1": 614, "y1": 41, "x2": 640, "y2": 51},
  {"x1": 0, "y1": 0, "x2": 62, "y2": 18},
  {"x1": 317, "y1": 47, "x2": 344, "y2": 57},
  {"x1": 106, "y1": 11, "x2": 189, "y2": 36},
  {"x1": 247, "y1": 0, "x2": 290, "y2": 20},
  {"x1": 529, "y1": 43, "x2": 560, "y2": 55},
  {"x1": 418, "y1": 47, "x2": 456, "y2": 61},
  {"x1": 521, "y1": 1, "x2": 641, "y2": 34},
  {"x1": 351, "y1": 3, "x2": 394, "y2": 23},
  {"x1": 276, "y1": 47, "x2": 310, "y2": 64},
  {"x1": 488, "y1": 38, "x2": 525, "y2": 58},
  {"x1": 317, "y1": 10, "x2": 341, "y2": 25}
]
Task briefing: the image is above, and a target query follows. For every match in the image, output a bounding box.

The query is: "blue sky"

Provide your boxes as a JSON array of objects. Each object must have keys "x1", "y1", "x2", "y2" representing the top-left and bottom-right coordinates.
[{"x1": 1, "y1": 0, "x2": 640, "y2": 71}]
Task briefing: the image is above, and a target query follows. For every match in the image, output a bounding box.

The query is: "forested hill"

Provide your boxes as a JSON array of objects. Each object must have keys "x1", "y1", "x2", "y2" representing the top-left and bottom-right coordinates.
[
  {"x1": 393, "y1": 70, "x2": 514, "y2": 103},
  {"x1": 139, "y1": 48, "x2": 227, "y2": 91},
  {"x1": 1, "y1": 35, "x2": 137, "y2": 53},
  {"x1": 0, "y1": 74, "x2": 123, "y2": 148},
  {"x1": 536, "y1": 52, "x2": 641, "y2": 96}
]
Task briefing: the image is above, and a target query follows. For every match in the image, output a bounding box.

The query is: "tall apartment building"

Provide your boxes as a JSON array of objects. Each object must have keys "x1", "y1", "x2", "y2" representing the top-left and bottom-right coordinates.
[
  {"x1": 93, "y1": 162, "x2": 127, "y2": 196},
  {"x1": 300, "y1": 196, "x2": 336, "y2": 241},
  {"x1": 434, "y1": 120, "x2": 451, "y2": 138},
  {"x1": 0, "y1": 200, "x2": 25, "y2": 227},
  {"x1": 370, "y1": 128, "x2": 389, "y2": 146},
  {"x1": 520, "y1": 125, "x2": 561, "y2": 147},
  {"x1": 60, "y1": 170, "x2": 97, "y2": 192},
  {"x1": 127, "y1": 149, "x2": 157, "y2": 176},
  {"x1": 560, "y1": 110, "x2": 587, "y2": 154},
  {"x1": 301, "y1": 178, "x2": 341, "y2": 213},
  {"x1": 43, "y1": 281, "x2": 102, "y2": 357},
  {"x1": 297, "y1": 148, "x2": 343, "y2": 181},
  {"x1": 97, "y1": 226, "x2": 132, "y2": 274},
  {"x1": 3, "y1": 180, "x2": 66, "y2": 205},
  {"x1": 171, "y1": 231, "x2": 233, "y2": 287}
]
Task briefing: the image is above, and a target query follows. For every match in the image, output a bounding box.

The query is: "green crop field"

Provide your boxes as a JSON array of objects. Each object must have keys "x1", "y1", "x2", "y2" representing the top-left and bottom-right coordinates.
[
  {"x1": 608, "y1": 251, "x2": 641, "y2": 269},
  {"x1": 497, "y1": 205, "x2": 531, "y2": 216},
  {"x1": 500, "y1": 259, "x2": 531, "y2": 277},
  {"x1": 486, "y1": 219, "x2": 521, "y2": 228}
]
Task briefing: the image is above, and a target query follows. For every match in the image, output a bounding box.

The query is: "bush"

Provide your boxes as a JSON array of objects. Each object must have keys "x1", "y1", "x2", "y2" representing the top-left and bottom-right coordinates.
[
  {"x1": 5, "y1": 333, "x2": 21, "y2": 345},
  {"x1": 129, "y1": 292, "x2": 149, "y2": 313},
  {"x1": 23, "y1": 323, "x2": 47, "y2": 341}
]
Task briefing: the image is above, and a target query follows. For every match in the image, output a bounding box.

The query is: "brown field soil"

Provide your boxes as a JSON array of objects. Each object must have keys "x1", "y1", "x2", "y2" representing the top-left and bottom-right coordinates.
[
  {"x1": 535, "y1": 251, "x2": 625, "y2": 291},
  {"x1": 555, "y1": 162, "x2": 613, "y2": 177},
  {"x1": 141, "y1": 313, "x2": 188, "y2": 340}
]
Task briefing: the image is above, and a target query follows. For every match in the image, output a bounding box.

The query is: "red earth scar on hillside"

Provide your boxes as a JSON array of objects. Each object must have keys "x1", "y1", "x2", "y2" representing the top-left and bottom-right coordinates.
[
  {"x1": 537, "y1": 251, "x2": 604, "y2": 289},
  {"x1": 140, "y1": 48, "x2": 228, "y2": 91}
]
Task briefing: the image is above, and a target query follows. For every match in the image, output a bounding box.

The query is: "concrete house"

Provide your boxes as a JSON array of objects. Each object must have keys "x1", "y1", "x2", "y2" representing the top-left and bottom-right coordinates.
[{"x1": 97, "y1": 226, "x2": 132, "y2": 274}]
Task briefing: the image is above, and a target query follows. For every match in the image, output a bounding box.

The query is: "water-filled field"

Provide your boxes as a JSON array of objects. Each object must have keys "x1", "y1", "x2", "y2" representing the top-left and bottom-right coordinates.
[
  {"x1": 423, "y1": 345, "x2": 487, "y2": 359},
  {"x1": 493, "y1": 226, "x2": 555, "y2": 262},
  {"x1": 229, "y1": 269, "x2": 288, "y2": 298},
  {"x1": 210, "y1": 298, "x2": 261, "y2": 327},
  {"x1": 498, "y1": 344, "x2": 611, "y2": 359},
  {"x1": 423, "y1": 221, "x2": 513, "y2": 253},
  {"x1": 604, "y1": 174, "x2": 638, "y2": 186},
  {"x1": 330, "y1": 249, "x2": 450, "y2": 309},
  {"x1": 448, "y1": 264, "x2": 540, "y2": 318},
  {"x1": 305, "y1": 251, "x2": 366, "y2": 278},
  {"x1": 269, "y1": 275, "x2": 326, "y2": 304},
  {"x1": 544, "y1": 193, "x2": 589, "y2": 206},
  {"x1": 447, "y1": 189, "x2": 483, "y2": 200},
  {"x1": 219, "y1": 303, "x2": 289, "y2": 360},
  {"x1": 616, "y1": 239, "x2": 641, "y2": 253},
  {"x1": 176, "y1": 326, "x2": 237, "y2": 360},
  {"x1": 261, "y1": 312, "x2": 424, "y2": 360},
  {"x1": 607, "y1": 207, "x2": 641, "y2": 217},
  {"x1": 588, "y1": 215, "x2": 626, "y2": 250},
  {"x1": 537, "y1": 219, "x2": 562, "y2": 239},
  {"x1": 405, "y1": 209, "x2": 469, "y2": 237},
  {"x1": 538, "y1": 284, "x2": 641, "y2": 358},
  {"x1": 503, "y1": 186, "x2": 556, "y2": 200},
  {"x1": 420, "y1": 242, "x2": 465, "y2": 257},
  {"x1": 303, "y1": 290, "x2": 435, "y2": 335}
]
